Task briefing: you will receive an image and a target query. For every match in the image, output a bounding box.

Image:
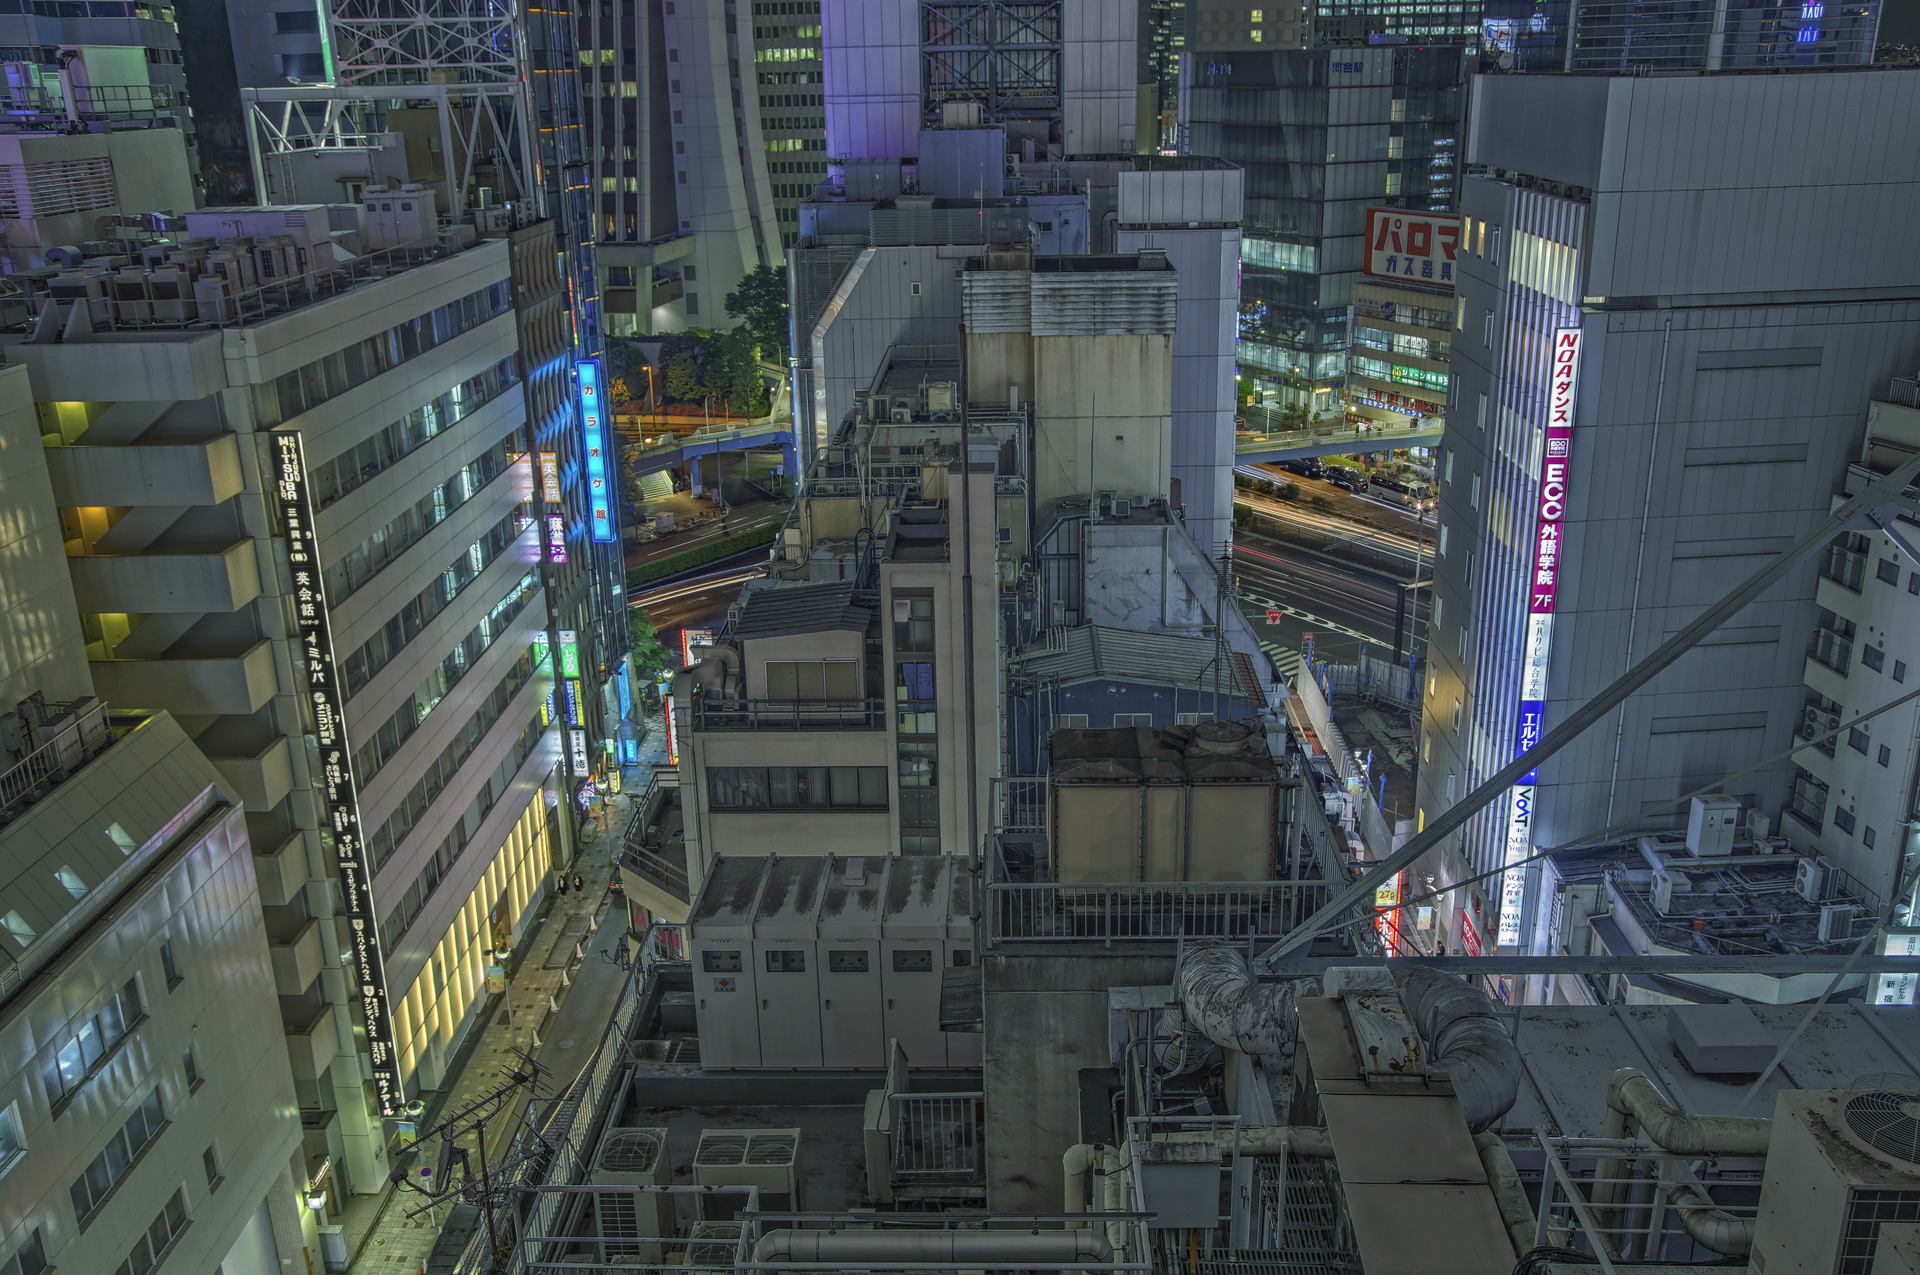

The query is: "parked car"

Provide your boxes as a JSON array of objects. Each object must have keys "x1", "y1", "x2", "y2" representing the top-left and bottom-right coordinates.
[
  {"x1": 1279, "y1": 458, "x2": 1325, "y2": 480},
  {"x1": 1326, "y1": 468, "x2": 1367, "y2": 494}
]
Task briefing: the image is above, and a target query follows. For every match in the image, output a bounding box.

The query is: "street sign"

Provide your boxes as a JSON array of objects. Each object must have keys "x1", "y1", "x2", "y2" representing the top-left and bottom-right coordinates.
[
  {"x1": 1267, "y1": 609, "x2": 1284, "y2": 625},
  {"x1": 1302, "y1": 631, "x2": 1316, "y2": 642}
]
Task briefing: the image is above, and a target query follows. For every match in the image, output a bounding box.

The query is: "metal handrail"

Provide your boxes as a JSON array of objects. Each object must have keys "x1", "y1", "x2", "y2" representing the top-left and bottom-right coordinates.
[
  {"x1": 691, "y1": 698, "x2": 886, "y2": 731},
  {"x1": 986, "y1": 879, "x2": 1334, "y2": 946},
  {"x1": 0, "y1": 698, "x2": 113, "y2": 819}
]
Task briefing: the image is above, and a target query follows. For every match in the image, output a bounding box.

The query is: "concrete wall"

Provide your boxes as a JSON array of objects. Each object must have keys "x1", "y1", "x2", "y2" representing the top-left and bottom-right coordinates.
[
  {"x1": 1032, "y1": 334, "x2": 1172, "y2": 509},
  {"x1": 0, "y1": 362, "x2": 90, "y2": 712},
  {"x1": 982, "y1": 951, "x2": 1171, "y2": 1211}
]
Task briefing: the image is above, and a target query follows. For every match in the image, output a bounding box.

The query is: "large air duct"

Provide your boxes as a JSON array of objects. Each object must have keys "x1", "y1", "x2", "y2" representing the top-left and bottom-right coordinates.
[{"x1": 1171, "y1": 946, "x2": 1523, "y2": 1131}]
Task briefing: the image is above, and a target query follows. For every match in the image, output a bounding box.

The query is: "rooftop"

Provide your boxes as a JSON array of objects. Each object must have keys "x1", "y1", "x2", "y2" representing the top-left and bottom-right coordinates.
[
  {"x1": 730, "y1": 581, "x2": 873, "y2": 641},
  {"x1": 1011, "y1": 624, "x2": 1262, "y2": 703},
  {"x1": 1049, "y1": 720, "x2": 1281, "y2": 784}
]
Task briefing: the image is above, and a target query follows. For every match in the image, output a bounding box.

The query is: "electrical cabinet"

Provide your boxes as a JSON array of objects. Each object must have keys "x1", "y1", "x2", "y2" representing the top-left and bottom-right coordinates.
[
  {"x1": 750, "y1": 857, "x2": 826, "y2": 1068},
  {"x1": 819, "y1": 857, "x2": 887, "y2": 1067},
  {"x1": 687, "y1": 858, "x2": 767, "y2": 1069}
]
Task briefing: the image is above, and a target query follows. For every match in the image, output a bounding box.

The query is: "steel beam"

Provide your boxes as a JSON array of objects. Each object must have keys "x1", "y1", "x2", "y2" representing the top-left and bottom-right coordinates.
[{"x1": 1255, "y1": 954, "x2": 1918, "y2": 976}]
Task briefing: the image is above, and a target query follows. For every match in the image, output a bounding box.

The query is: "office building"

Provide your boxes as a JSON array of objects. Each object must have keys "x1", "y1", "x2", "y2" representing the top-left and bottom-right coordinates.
[
  {"x1": 1781, "y1": 393, "x2": 1920, "y2": 916},
  {"x1": 0, "y1": 359, "x2": 313, "y2": 1274},
  {"x1": 752, "y1": 1, "x2": 827, "y2": 249},
  {"x1": 2, "y1": 212, "x2": 570, "y2": 1193},
  {"x1": 1182, "y1": 46, "x2": 1469, "y2": 414},
  {"x1": 1344, "y1": 207, "x2": 1458, "y2": 427},
  {"x1": 1420, "y1": 67, "x2": 1920, "y2": 963},
  {"x1": 1481, "y1": 0, "x2": 1882, "y2": 71}
]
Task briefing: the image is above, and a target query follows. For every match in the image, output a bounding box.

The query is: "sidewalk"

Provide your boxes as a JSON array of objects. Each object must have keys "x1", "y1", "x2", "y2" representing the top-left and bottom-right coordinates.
[{"x1": 339, "y1": 801, "x2": 637, "y2": 1275}]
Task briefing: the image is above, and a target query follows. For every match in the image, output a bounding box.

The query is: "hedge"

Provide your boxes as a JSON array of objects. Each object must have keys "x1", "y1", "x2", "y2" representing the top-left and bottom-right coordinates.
[{"x1": 627, "y1": 521, "x2": 782, "y2": 589}]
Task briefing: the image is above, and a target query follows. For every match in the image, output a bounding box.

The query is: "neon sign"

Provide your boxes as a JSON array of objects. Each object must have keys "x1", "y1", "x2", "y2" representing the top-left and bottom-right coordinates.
[
  {"x1": 578, "y1": 360, "x2": 615, "y2": 543},
  {"x1": 1498, "y1": 326, "x2": 1581, "y2": 947}
]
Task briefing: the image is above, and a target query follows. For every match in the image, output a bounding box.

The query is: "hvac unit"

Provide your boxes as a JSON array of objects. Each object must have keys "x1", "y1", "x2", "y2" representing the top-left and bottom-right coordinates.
[
  {"x1": 1796, "y1": 855, "x2": 1831, "y2": 903},
  {"x1": 589, "y1": 1125, "x2": 674, "y2": 1262},
  {"x1": 684, "y1": 1221, "x2": 742, "y2": 1269},
  {"x1": 1819, "y1": 903, "x2": 1861, "y2": 945},
  {"x1": 1686, "y1": 793, "x2": 1741, "y2": 857},
  {"x1": 691, "y1": 1128, "x2": 803, "y2": 1220},
  {"x1": 1752, "y1": 1081, "x2": 1920, "y2": 1274},
  {"x1": 891, "y1": 406, "x2": 914, "y2": 424},
  {"x1": 1651, "y1": 870, "x2": 1675, "y2": 916}
]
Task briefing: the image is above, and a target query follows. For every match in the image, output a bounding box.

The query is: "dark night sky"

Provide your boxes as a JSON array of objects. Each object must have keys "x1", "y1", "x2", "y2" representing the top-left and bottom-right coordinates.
[{"x1": 1884, "y1": 0, "x2": 1920, "y2": 44}]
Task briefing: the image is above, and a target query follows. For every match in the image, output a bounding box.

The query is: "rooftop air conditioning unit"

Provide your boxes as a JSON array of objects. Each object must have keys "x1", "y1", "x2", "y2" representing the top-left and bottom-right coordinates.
[
  {"x1": 684, "y1": 1220, "x2": 742, "y2": 1269},
  {"x1": 1752, "y1": 1081, "x2": 1920, "y2": 1274},
  {"x1": 1819, "y1": 903, "x2": 1861, "y2": 945},
  {"x1": 589, "y1": 1125, "x2": 673, "y2": 1262},
  {"x1": 891, "y1": 406, "x2": 914, "y2": 424},
  {"x1": 692, "y1": 1128, "x2": 803, "y2": 1221},
  {"x1": 1651, "y1": 870, "x2": 1675, "y2": 915},
  {"x1": 1796, "y1": 855, "x2": 1830, "y2": 903}
]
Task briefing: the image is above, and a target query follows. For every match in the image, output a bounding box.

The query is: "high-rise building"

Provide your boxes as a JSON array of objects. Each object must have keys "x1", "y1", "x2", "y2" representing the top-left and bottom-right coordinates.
[
  {"x1": 1182, "y1": 46, "x2": 1469, "y2": 415},
  {"x1": 0, "y1": 358, "x2": 315, "y2": 1273},
  {"x1": 1421, "y1": 67, "x2": 1920, "y2": 963},
  {"x1": 1480, "y1": 0, "x2": 1882, "y2": 72},
  {"x1": 1, "y1": 213, "x2": 576, "y2": 1196},
  {"x1": 750, "y1": 1, "x2": 826, "y2": 249}
]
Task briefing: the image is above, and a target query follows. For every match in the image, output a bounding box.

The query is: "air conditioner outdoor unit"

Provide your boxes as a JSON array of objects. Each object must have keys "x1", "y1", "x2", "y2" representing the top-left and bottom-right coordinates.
[
  {"x1": 891, "y1": 407, "x2": 913, "y2": 424},
  {"x1": 1651, "y1": 870, "x2": 1674, "y2": 915},
  {"x1": 1820, "y1": 903, "x2": 1861, "y2": 945},
  {"x1": 692, "y1": 1128, "x2": 803, "y2": 1220},
  {"x1": 1796, "y1": 855, "x2": 1830, "y2": 903},
  {"x1": 684, "y1": 1220, "x2": 742, "y2": 1269},
  {"x1": 1752, "y1": 1083, "x2": 1920, "y2": 1274},
  {"x1": 589, "y1": 1125, "x2": 674, "y2": 1261}
]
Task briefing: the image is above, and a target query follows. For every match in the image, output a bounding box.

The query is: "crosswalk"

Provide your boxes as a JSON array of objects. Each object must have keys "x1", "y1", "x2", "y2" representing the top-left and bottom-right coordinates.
[{"x1": 1262, "y1": 639, "x2": 1304, "y2": 687}]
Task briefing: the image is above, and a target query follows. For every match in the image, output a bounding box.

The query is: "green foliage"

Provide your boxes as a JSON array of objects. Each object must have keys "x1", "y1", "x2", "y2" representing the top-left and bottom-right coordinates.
[
  {"x1": 664, "y1": 352, "x2": 703, "y2": 403},
  {"x1": 1310, "y1": 494, "x2": 1333, "y2": 514},
  {"x1": 626, "y1": 520, "x2": 783, "y2": 588},
  {"x1": 1280, "y1": 482, "x2": 1300, "y2": 502},
  {"x1": 627, "y1": 608, "x2": 672, "y2": 681},
  {"x1": 1232, "y1": 503, "x2": 1254, "y2": 529},
  {"x1": 725, "y1": 264, "x2": 790, "y2": 356},
  {"x1": 655, "y1": 328, "x2": 770, "y2": 415},
  {"x1": 605, "y1": 339, "x2": 652, "y2": 409}
]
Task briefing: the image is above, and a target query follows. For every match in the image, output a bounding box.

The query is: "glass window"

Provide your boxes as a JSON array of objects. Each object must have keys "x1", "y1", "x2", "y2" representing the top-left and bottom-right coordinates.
[
  {"x1": 160, "y1": 940, "x2": 181, "y2": 985},
  {"x1": 827, "y1": 950, "x2": 869, "y2": 972},
  {"x1": 0, "y1": 1230, "x2": 46, "y2": 1275},
  {"x1": 892, "y1": 949, "x2": 933, "y2": 972},
  {"x1": 0, "y1": 1104, "x2": 22, "y2": 1172},
  {"x1": 702, "y1": 950, "x2": 742, "y2": 972},
  {"x1": 764, "y1": 950, "x2": 806, "y2": 971}
]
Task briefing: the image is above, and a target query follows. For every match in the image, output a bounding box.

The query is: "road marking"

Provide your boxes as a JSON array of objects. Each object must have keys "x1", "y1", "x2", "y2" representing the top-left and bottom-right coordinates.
[{"x1": 1239, "y1": 593, "x2": 1379, "y2": 645}]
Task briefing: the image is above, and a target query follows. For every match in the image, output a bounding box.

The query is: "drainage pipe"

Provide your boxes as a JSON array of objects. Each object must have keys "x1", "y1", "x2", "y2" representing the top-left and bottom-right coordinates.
[
  {"x1": 1474, "y1": 1132, "x2": 1537, "y2": 1258},
  {"x1": 1668, "y1": 1179, "x2": 1756, "y2": 1256},
  {"x1": 1594, "y1": 1068, "x2": 1772, "y2": 1235}
]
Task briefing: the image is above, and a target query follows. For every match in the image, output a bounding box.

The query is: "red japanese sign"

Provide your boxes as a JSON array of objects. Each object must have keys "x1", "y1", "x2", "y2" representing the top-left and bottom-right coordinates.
[{"x1": 1364, "y1": 208, "x2": 1462, "y2": 289}]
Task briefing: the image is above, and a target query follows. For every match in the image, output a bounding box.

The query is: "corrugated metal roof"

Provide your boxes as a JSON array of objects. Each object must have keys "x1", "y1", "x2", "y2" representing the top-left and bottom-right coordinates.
[
  {"x1": 730, "y1": 581, "x2": 873, "y2": 640},
  {"x1": 1011, "y1": 624, "x2": 1258, "y2": 701}
]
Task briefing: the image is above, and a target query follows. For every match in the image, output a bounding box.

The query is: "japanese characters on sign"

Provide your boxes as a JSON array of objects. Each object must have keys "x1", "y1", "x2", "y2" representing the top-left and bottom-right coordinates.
[
  {"x1": 546, "y1": 513, "x2": 567, "y2": 564},
  {"x1": 270, "y1": 432, "x2": 402, "y2": 1117},
  {"x1": 569, "y1": 728, "x2": 591, "y2": 775},
  {"x1": 1363, "y1": 208, "x2": 1462, "y2": 289},
  {"x1": 577, "y1": 360, "x2": 615, "y2": 544},
  {"x1": 538, "y1": 452, "x2": 561, "y2": 503},
  {"x1": 1498, "y1": 327, "x2": 1582, "y2": 947}
]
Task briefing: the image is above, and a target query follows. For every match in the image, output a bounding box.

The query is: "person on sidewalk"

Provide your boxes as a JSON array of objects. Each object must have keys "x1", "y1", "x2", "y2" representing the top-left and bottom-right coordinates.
[
  {"x1": 572, "y1": 871, "x2": 585, "y2": 895},
  {"x1": 556, "y1": 875, "x2": 568, "y2": 899}
]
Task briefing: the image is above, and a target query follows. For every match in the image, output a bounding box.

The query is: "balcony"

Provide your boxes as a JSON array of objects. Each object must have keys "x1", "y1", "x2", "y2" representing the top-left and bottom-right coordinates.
[
  {"x1": 1819, "y1": 540, "x2": 1866, "y2": 593},
  {"x1": 1803, "y1": 655, "x2": 1849, "y2": 708},
  {"x1": 252, "y1": 827, "x2": 307, "y2": 907},
  {"x1": 197, "y1": 722, "x2": 294, "y2": 811},
  {"x1": 691, "y1": 698, "x2": 886, "y2": 731},
  {"x1": 68, "y1": 539, "x2": 262, "y2": 614},
  {"x1": 283, "y1": 1001, "x2": 336, "y2": 1082},
  {"x1": 0, "y1": 697, "x2": 119, "y2": 825},
  {"x1": 268, "y1": 916, "x2": 324, "y2": 997},
  {"x1": 44, "y1": 434, "x2": 245, "y2": 508},
  {"x1": 620, "y1": 776, "x2": 692, "y2": 922},
  {"x1": 91, "y1": 639, "x2": 279, "y2": 717}
]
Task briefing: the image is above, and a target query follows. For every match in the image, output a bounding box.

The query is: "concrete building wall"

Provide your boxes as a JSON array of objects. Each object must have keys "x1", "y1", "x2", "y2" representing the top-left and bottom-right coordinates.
[
  {"x1": 0, "y1": 363, "x2": 91, "y2": 715},
  {"x1": 822, "y1": 0, "x2": 920, "y2": 161},
  {"x1": 1031, "y1": 334, "x2": 1173, "y2": 510}
]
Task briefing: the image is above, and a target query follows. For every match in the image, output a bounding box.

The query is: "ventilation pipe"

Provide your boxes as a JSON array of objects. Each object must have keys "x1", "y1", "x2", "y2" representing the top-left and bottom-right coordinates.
[
  {"x1": 688, "y1": 644, "x2": 742, "y2": 699},
  {"x1": 1171, "y1": 946, "x2": 1523, "y2": 1131},
  {"x1": 755, "y1": 1230, "x2": 1115, "y2": 1266},
  {"x1": 1473, "y1": 1132, "x2": 1537, "y2": 1258},
  {"x1": 1594, "y1": 1068, "x2": 1771, "y2": 1251},
  {"x1": 1061, "y1": 1143, "x2": 1128, "y2": 1250}
]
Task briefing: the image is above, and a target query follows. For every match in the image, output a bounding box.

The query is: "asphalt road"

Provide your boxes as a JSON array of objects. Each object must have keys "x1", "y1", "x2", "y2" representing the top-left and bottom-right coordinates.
[
  {"x1": 1233, "y1": 532, "x2": 1432, "y2": 673},
  {"x1": 630, "y1": 560, "x2": 763, "y2": 640},
  {"x1": 624, "y1": 501, "x2": 787, "y2": 571}
]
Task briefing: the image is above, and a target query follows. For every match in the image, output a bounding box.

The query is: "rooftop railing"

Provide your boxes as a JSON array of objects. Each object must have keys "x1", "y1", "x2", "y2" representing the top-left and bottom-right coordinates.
[
  {"x1": 691, "y1": 697, "x2": 886, "y2": 731},
  {"x1": 0, "y1": 697, "x2": 117, "y2": 826}
]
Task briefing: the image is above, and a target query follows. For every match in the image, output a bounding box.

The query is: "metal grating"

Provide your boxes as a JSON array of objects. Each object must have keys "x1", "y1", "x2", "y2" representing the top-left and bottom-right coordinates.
[
  {"x1": 746, "y1": 1134, "x2": 797, "y2": 1166},
  {"x1": 1838, "y1": 1188, "x2": 1920, "y2": 1275},
  {"x1": 598, "y1": 1131, "x2": 662, "y2": 1173},
  {"x1": 694, "y1": 1134, "x2": 748, "y2": 1167},
  {"x1": 0, "y1": 158, "x2": 116, "y2": 219}
]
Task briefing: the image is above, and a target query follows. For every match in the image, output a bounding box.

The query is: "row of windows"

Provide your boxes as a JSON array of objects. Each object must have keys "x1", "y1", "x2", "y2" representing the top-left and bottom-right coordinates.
[
  {"x1": 42, "y1": 979, "x2": 143, "y2": 1105},
  {"x1": 708, "y1": 766, "x2": 889, "y2": 810},
  {"x1": 352, "y1": 572, "x2": 539, "y2": 784},
  {"x1": 758, "y1": 69, "x2": 823, "y2": 83},
  {"x1": 69, "y1": 1087, "x2": 165, "y2": 1221},
  {"x1": 763, "y1": 115, "x2": 822, "y2": 132},
  {"x1": 1353, "y1": 325, "x2": 1449, "y2": 362},
  {"x1": 752, "y1": 1, "x2": 819, "y2": 13},
  {"x1": 367, "y1": 652, "x2": 539, "y2": 875},
  {"x1": 339, "y1": 511, "x2": 523, "y2": 701},
  {"x1": 325, "y1": 429, "x2": 523, "y2": 606},
  {"x1": 250, "y1": 280, "x2": 513, "y2": 429},
  {"x1": 308, "y1": 356, "x2": 519, "y2": 512},
  {"x1": 111, "y1": 1190, "x2": 189, "y2": 1275},
  {"x1": 761, "y1": 92, "x2": 822, "y2": 108},
  {"x1": 381, "y1": 714, "x2": 546, "y2": 950},
  {"x1": 766, "y1": 136, "x2": 825, "y2": 152}
]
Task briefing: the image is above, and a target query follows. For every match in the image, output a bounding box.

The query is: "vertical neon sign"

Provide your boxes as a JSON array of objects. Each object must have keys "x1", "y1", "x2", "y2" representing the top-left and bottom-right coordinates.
[
  {"x1": 578, "y1": 359, "x2": 614, "y2": 543},
  {"x1": 1498, "y1": 326, "x2": 1581, "y2": 947}
]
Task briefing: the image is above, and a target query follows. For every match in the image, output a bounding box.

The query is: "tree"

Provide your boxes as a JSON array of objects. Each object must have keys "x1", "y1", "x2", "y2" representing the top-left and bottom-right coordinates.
[
  {"x1": 724, "y1": 264, "x2": 789, "y2": 357},
  {"x1": 718, "y1": 327, "x2": 769, "y2": 417},
  {"x1": 1280, "y1": 482, "x2": 1300, "y2": 502},
  {"x1": 664, "y1": 352, "x2": 703, "y2": 403},
  {"x1": 628, "y1": 608, "x2": 673, "y2": 682},
  {"x1": 1233, "y1": 503, "x2": 1254, "y2": 530},
  {"x1": 605, "y1": 339, "x2": 653, "y2": 411}
]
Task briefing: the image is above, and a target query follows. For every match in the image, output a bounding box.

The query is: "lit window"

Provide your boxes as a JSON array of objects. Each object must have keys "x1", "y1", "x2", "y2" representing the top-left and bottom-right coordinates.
[
  {"x1": 0, "y1": 911, "x2": 33, "y2": 946},
  {"x1": 54, "y1": 866, "x2": 87, "y2": 899}
]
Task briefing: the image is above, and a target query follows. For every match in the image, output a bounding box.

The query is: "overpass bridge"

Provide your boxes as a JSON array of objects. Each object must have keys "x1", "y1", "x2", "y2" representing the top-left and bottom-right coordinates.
[
  {"x1": 1235, "y1": 421, "x2": 1443, "y2": 464},
  {"x1": 623, "y1": 419, "x2": 797, "y2": 482}
]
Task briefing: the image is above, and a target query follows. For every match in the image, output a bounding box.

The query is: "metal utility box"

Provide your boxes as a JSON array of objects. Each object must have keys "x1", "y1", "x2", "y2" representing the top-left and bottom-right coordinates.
[
  {"x1": 692, "y1": 1128, "x2": 804, "y2": 1220},
  {"x1": 750, "y1": 857, "x2": 827, "y2": 1068},
  {"x1": 1752, "y1": 1087, "x2": 1920, "y2": 1275},
  {"x1": 1667, "y1": 1004, "x2": 1777, "y2": 1076},
  {"x1": 588, "y1": 1125, "x2": 673, "y2": 1262},
  {"x1": 1687, "y1": 793, "x2": 1741, "y2": 857},
  {"x1": 688, "y1": 854, "x2": 977, "y2": 1069},
  {"x1": 1137, "y1": 1140, "x2": 1223, "y2": 1229},
  {"x1": 819, "y1": 856, "x2": 887, "y2": 1068},
  {"x1": 687, "y1": 857, "x2": 766, "y2": 1069},
  {"x1": 1049, "y1": 722, "x2": 1285, "y2": 883}
]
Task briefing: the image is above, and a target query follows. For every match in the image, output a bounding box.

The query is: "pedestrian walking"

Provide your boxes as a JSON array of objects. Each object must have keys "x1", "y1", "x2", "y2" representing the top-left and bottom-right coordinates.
[
  {"x1": 572, "y1": 871, "x2": 585, "y2": 895},
  {"x1": 556, "y1": 875, "x2": 568, "y2": 898}
]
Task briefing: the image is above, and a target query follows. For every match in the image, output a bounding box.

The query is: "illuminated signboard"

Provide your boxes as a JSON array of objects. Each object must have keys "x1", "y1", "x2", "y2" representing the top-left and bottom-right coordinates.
[
  {"x1": 1876, "y1": 929, "x2": 1920, "y2": 1006},
  {"x1": 569, "y1": 728, "x2": 591, "y2": 775},
  {"x1": 1364, "y1": 208, "x2": 1461, "y2": 288},
  {"x1": 547, "y1": 513, "x2": 567, "y2": 564},
  {"x1": 270, "y1": 432, "x2": 402, "y2": 1117},
  {"x1": 1498, "y1": 326, "x2": 1581, "y2": 947},
  {"x1": 577, "y1": 359, "x2": 615, "y2": 543},
  {"x1": 563, "y1": 679, "x2": 582, "y2": 726},
  {"x1": 538, "y1": 452, "x2": 561, "y2": 503},
  {"x1": 681, "y1": 627, "x2": 715, "y2": 667},
  {"x1": 558, "y1": 629, "x2": 582, "y2": 679}
]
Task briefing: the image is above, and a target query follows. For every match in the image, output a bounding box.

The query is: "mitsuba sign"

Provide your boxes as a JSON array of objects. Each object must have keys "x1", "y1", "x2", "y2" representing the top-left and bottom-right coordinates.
[
  {"x1": 1364, "y1": 208, "x2": 1462, "y2": 289},
  {"x1": 271, "y1": 432, "x2": 402, "y2": 1116},
  {"x1": 1498, "y1": 326, "x2": 1582, "y2": 947}
]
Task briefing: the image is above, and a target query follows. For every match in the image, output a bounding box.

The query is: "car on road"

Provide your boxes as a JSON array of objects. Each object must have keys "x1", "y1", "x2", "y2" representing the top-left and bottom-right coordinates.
[
  {"x1": 1278, "y1": 458, "x2": 1325, "y2": 480},
  {"x1": 1325, "y1": 467, "x2": 1368, "y2": 493}
]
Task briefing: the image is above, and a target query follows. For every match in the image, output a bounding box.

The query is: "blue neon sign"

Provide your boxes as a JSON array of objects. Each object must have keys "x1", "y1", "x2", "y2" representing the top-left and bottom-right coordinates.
[{"x1": 577, "y1": 359, "x2": 615, "y2": 543}]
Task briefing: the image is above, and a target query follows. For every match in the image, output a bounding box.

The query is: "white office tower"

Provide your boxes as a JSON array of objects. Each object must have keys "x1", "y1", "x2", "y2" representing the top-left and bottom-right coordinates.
[
  {"x1": 0, "y1": 362, "x2": 317, "y2": 1275},
  {"x1": 1420, "y1": 68, "x2": 1920, "y2": 966}
]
